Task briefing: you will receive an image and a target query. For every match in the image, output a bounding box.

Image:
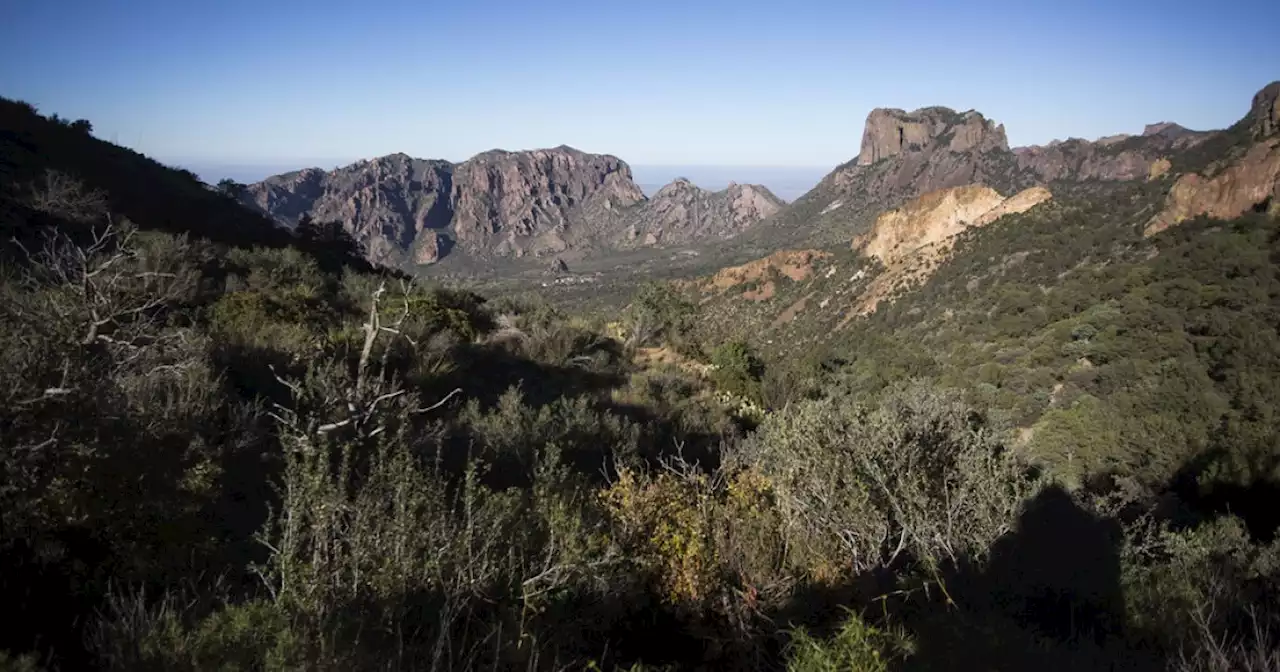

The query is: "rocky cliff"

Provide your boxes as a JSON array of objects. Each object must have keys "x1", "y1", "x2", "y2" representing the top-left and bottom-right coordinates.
[
  {"x1": 858, "y1": 107, "x2": 1009, "y2": 166},
  {"x1": 1145, "y1": 81, "x2": 1280, "y2": 236},
  {"x1": 1012, "y1": 123, "x2": 1211, "y2": 182},
  {"x1": 245, "y1": 154, "x2": 453, "y2": 265},
  {"x1": 619, "y1": 179, "x2": 784, "y2": 247},
  {"x1": 245, "y1": 147, "x2": 779, "y2": 266},
  {"x1": 448, "y1": 146, "x2": 644, "y2": 258},
  {"x1": 1253, "y1": 82, "x2": 1280, "y2": 139}
]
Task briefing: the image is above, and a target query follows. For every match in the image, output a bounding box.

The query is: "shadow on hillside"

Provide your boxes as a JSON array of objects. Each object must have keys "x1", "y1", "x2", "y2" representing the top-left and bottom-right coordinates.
[
  {"x1": 892, "y1": 485, "x2": 1156, "y2": 672},
  {"x1": 763, "y1": 485, "x2": 1158, "y2": 672},
  {"x1": 1170, "y1": 447, "x2": 1280, "y2": 543}
]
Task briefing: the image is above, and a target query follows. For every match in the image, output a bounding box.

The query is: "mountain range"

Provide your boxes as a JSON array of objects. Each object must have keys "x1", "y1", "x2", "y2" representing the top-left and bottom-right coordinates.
[
  {"x1": 241, "y1": 85, "x2": 1269, "y2": 276},
  {"x1": 241, "y1": 146, "x2": 784, "y2": 266}
]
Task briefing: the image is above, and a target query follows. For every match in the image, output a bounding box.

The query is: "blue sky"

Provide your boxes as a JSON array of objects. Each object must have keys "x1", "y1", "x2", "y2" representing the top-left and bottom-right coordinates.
[{"x1": 2, "y1": 0, "x2": 1278, "y2": 175}]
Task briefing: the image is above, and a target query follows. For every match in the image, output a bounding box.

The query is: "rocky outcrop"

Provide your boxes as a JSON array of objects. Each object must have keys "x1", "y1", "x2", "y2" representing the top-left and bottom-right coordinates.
[
  {"x1": 414, "y1": 231, "x2": 444, "y2": 264},
  {"x1": 700, "y1": 249, "x2": 831, "y2": 301},
  {"x1": 858, "y1": 108, "x2": 1008, "y2": 166},
  {"x1": 849, "y1": 185, "x2": 1051, "y2": 316},
  {"x1": 449, "y1": 146, "x2": 644, "y2": 258},
  {"x1": 856, "y1": 185, "x2": 1051, "y2": 265},
  {"x1": 1145, "y1": 138, "x2": 1280, "y2": 236},
  {"x1": 1012, "y1": 125, "x2": 1210, "y2": 182},
  {"x1": 793, "y1": 107, "x2": 1028, "y2": 245},
  {"x1": 245, "y1": 154, "x2": 453, "y2": 265},
  {"x1": 1144, "y1": 82, "x2": 1280, "y2": 237},
  {"x1": 1252, "y1": 82, "x2": 1280, "y2": 139},
  {"x1": 245, "y1": 145, "x2": 785, "y2": 266},
  {"x1": 621, "y1": 179, "x2": 784, "y2": 247},
  {"x1": 976, "y1": 185, "x2": 1053, "y2": 226}
]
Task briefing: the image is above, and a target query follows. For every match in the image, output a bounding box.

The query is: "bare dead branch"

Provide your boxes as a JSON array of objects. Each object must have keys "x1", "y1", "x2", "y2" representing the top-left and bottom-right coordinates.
[{"x1": 413, "y1": 388, "x2": 463, "y2": 415}]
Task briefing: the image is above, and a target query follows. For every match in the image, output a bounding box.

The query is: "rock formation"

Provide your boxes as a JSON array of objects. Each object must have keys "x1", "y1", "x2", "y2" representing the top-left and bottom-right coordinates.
[
  {"x1": 449, "y1": 146, "x2": 644, "y2": 258},
  {"x1": 792, "y1": 106, "x2": 1026, "y2": 244},
  {"x1": 1012, "y1": 124, "x2": 1210, "y2": 182},
  {"x1": 699, "y1": 249, "x2": 831, "y2": 301},
  {"x1": 244, "y1": 154, "x2": 453, "y2": 265},
  {"x1": 621, "y1": 178, "x2": 784, "y2": 247},
  {"x1": 857, "y1": 108, "x2": 1008, "y2": 166},
  {"x1": 1145, "y1": 81, "x2": 1280, "y2": 237},
  {"x1": 415, "y1": 231, "x2": 445, "y2": 265},
  {"x1": 856, "y1": 185, "x2": 1052, "y2": 265},
  {"x1": 1252, "y1": 81, "x2": 1280, "y2": 139},
  {"x1": 850, "y1": 185, "x2": 1051, "y2": 316},
  {"x1": 1145, "y1": 137, "x2": 1280, "y2": 236}
]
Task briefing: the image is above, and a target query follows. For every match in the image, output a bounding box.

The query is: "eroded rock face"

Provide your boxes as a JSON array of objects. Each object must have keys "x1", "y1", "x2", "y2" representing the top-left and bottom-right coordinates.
[
  {"x1": 1144, "y1": 82, "x2": 1280, "y2": 237},
  {"x1": 858, "y1": 185, "x2": 1007, "y2": 264},
  {"x1": 848, "y1": 184, "x2": 1051, "y2": 316},
  {"x1": 245, "y1": 154, "x2": 453, "y2": 265},
  {"x1": 414, "y1": 231, "x2": 443, "y2": 264},
  {"x1": 621, "y1": 179, "x2": 784, "y2": 246},
  {"x1": 1145, "y1": 137, "x2": 1280, "y2": 236},
  {"x1": 1012, "y1": 124, "x2": 1210, "y2": 182},
  {"x1": 245, "y1": 146, "x2": 653, "y2": 264},
  {"x1": 858, "y1": 107, "x2": 1008, "y2": 166},
  {"x1": 856, "y1": 185, "x2": 1051, "y2": 265},
  {"x1": 701, "y1": 249, "x2": 832, "y2": 300},
  {"x1": 1252, "y1": 82, "x2": 1280, "y2": 139},
  {"x1": 449, "y1": 146, "x2": 644, "y2": 257}
]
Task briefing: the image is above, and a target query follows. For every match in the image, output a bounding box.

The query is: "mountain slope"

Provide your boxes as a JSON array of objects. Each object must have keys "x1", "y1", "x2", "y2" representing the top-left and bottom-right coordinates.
[
  {"x1": 691, "y1": 82, "x2": 1280, "y2": 355},
  {"x1": 0, "y1": 98, "x2": 302, "y2": 254},
  {"x1": 717, "y1": 102, "x2": 1220, "y2": 259}
]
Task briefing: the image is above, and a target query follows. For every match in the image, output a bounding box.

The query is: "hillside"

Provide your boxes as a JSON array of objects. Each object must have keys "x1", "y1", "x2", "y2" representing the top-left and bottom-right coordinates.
[
  {"x1": 698, "y1": 98, "x2": 1219, "y2": 263},
  {"x1": 242, "y1": 147, "x2": 783, "y2": 268},
  {"x1": 686, "y1": 81, "x2": 1280, "y2": 512}
]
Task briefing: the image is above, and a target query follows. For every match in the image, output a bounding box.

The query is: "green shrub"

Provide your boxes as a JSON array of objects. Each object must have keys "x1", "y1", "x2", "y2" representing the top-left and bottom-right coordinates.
[
  {"x1": 731, "y1": 382, "x2": 1040, "y2": 576},
  {"x1": 710, "y1": 340, "x2": 765, "y2": 403},
  {"x1": 785, "y1": 611, "x2": 911, "y2": 672}
]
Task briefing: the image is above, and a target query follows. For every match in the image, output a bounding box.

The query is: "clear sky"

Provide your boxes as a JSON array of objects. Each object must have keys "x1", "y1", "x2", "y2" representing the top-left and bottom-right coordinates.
[{"x1": 2, "y1": 0, "x2": 1278, "y2": 172}]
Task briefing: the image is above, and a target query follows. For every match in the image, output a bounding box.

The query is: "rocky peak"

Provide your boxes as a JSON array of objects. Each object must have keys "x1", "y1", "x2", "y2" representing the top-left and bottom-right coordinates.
[
  {"x1": 654, "y1": 177, "x2": 703, "y2": 198},
  {"x1": 857, "y1": 106, "x2": 1008, "y2": 166},
  {"x1": 1144, "y1": 122, "x2": 1185, "y2": 137},
  {"x1": 449, "y1": 145, "x2": 644, "y2": 257},
  {"x1": 1145, "y1": 82, "x2": 1280, "y2": 236},
  {"x1": 1252, "y1": 81, "x2": 1280, "y2": 139},
  {"x1": 621, "y1": 179, "x2": 784, "y2": 247}
]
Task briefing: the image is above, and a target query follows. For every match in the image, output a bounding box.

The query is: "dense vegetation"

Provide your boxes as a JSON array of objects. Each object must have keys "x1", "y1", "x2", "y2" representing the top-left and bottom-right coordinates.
[{"x1": 3, "y1": 101, "x2": 1280, "y2": 671}]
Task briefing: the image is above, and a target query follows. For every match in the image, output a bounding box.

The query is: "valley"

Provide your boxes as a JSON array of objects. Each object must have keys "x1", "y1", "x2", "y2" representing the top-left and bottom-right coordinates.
[{"x1": 2, "y1": 55, "x2": 1279, "y2": 671}]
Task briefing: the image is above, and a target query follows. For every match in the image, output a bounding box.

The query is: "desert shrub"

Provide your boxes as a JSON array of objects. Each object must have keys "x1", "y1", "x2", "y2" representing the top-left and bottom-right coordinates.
[
  {"x1": 0, "y1": 651, "x2": 41, "y2": 672},
  {"x1": 710, "y1": 340, "x2": 765, "y2": 403},
  {"x1": 600, "y1": 461, "x2": 787, "y2": 624},
  {"x1": 223, "y1": 246, "x2": 327, "y2": 294},
  {"x1": 623, "y1": 282, "x2": 697, "y2": 353},
  {"x1": 486, "y1": 302, "x2": 620, "y2": 372},
  {"x1": 459, "y1": 387, "x2": 642, "y2": 482},
  {"x1": 785, "y1": 610, "x2": 911, "y2": 672},
  {"x1": 89, "y1": 589, "x2": 300, "y2": 672},
  {"x1": 602, "y1": 467, "x2": 722, "y2": 605},
  {"x1": 730, "y1": 382, "x2": 1040, "y2": 577},
  {"x1": 1123, "y1": 515, "x2": 1280, "y2": 660}
]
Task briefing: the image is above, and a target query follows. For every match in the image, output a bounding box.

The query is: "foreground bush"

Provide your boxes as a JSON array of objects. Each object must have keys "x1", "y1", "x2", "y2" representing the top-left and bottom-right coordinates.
[{"x1": 730, "y1": 382, "x2": 1040, "y2": 577}]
